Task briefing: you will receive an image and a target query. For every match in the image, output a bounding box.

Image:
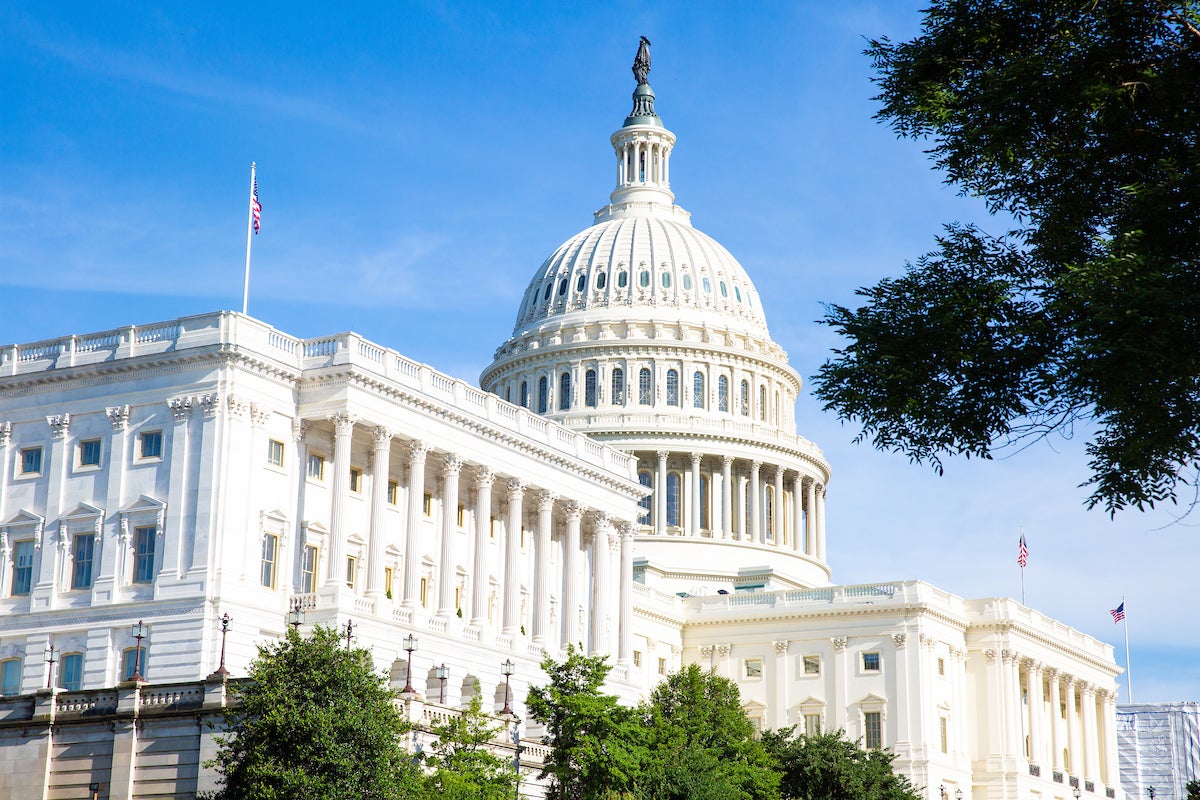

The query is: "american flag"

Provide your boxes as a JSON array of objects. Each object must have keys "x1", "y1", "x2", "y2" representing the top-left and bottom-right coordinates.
[
  {"x1": 1017, "y1": 534, "x2": 1028, "y2": 568},
  {"x1": 251, "y1": 177, "x2": 262, "y2": 234},
  {"x1": 1111, "y1": 602, "x2": 1125, "y2": 623}
]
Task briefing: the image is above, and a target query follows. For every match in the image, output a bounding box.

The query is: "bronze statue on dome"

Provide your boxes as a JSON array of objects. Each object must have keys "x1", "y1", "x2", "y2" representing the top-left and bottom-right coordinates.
[{"x1": 633, "y1": 36, "x2": 652, "y2": 84}]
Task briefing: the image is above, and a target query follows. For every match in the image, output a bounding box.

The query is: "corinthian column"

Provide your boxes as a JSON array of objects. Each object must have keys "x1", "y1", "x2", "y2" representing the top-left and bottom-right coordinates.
[
  {"x1": 1047, "y1": 669, "x2": 1063, "y2": 772},
  {"x1": 804, "y1": 478, "x2": 817, "y2": 556},
  {"x1": 791, "y1": 475, "x2": 804, "y2": 552},
  {"x1": 590, "y1": 513, "x2": 612, "y2": 654},
  {"x1": 366, "y1": 427, "x2": 391, "y2": 598},
  {"x1": 563, "y1": 502, "x2": 583, "y2": 646},
  {"x1": 772, "y1": 466, "x2": 784, "y2": 545},
  {"x1": 617, "y1": 521, "x2": 634, "y2": 666},
  {"x1": 533, "y1": 491, "x2": 556, "y2": 645},
  {"x1": 749, "y1": 461, "x2": 762, "y2": 543},
  {"x1": 470, "y1": 467, "x2": 495, "y2": 626},
  {"x1": 436, "y1": 454, "x2": 462, "y2": 616},
  {"x1": 1065, "y1": 678, "x2": 1079, "y2": 776},
  {"x1": 815, "y1": 483, "x2": 827, "y2": 561},
  {"x1": 655, "y1": 451, "x2": 668, "y2": 535},
  {"x1": 402, "y1": 441, "x2": 428, "y2": 608},
  {"x1": 1081, "y1": 683, "x2": 1099, "y2": 783},
  {"x1": 1027, "y1": 660, "x2": 1045, "y2": 766},
  {"x1": 503, "y1": 479, "x2": 526, "y2": 635},
  {"x1": 325, "y1": 413, "x2": 355, "y2": 586},
  {"x1": 689, "y1": 453, "x2": 701, "y2": 536},
  {"x1": 720, "y1": 456, "x2": 733, "y2": 539}
]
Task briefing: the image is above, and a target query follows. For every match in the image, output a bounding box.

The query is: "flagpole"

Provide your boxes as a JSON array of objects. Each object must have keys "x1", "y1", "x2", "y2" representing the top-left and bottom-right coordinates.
[
  {"x1": 242, "y1": 162, "x2": 256, "y2": 315},
  {"x1": 1122, "y1": 596, "x2": 1133, "y2": 704}
]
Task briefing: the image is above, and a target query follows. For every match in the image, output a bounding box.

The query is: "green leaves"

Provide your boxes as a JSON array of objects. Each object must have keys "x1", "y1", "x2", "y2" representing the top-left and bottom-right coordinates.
[
  {"x1": 760, "y1": 729, "x2": 921, "y2": 800},
  {"x1": 817, "y1": 0, "x2": 1200, "y2": 513}
]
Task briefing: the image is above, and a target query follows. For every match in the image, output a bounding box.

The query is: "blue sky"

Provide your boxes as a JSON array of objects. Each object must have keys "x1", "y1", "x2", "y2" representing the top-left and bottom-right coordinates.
[{"x1": 2, "y1": 1, "x2": 1195, "y2": 703}]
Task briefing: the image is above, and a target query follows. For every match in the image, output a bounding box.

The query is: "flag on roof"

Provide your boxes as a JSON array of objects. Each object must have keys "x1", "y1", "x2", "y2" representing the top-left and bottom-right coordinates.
[
  {"x1": 251, "y1": 177, "x2": 262, "y2": 234},
  {"x1": 1111, "y1": 602, "x2": 1125, "y2": 623},
  {"x1": 1017, "y1": 534, "x2": 1028, "y2": 568}
]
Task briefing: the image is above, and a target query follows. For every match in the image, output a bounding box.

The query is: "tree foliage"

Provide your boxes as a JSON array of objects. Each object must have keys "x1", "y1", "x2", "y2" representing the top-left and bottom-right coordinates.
[
  {"x1": 1187, "y1": 779, "x2": 1200, "y2": 800},
  {"x1": 205, "y1": 626, "x2": 423, "y2": 800},
  {"x1": 637, "y1": 664, "x2": 779, "y2": 800},
  {"x1": 760, "y1": 729, "x2": 921, "y2": 800},
  {"x1": 422, "y1": 694, "x2": 518, "y2": 800},
  {"x1": 813, "y1": 0, "x2": 1200, "y2": 514}
]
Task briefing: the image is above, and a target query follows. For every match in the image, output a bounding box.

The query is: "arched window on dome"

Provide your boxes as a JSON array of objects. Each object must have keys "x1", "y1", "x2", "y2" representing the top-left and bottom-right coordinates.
[
  {"x1": 759, "y1": 385, "x2": 768, "y2": 421},
  {"x1": 718, "y1": 376, "x2": 729, "y2": 412},
  {"x1": 559, "y1": 372, "x2": 572, "y2": 411},
  {"x1": 735, "y1": 286, "x2": 743, "y2": 303},
  {"x1": 666, "y1": 472, "x2": 681, "y2": 529},
  {"x1": 558, "y1": 278, "x2": 568, "y2": 297},
  {"x1": 661, "y1": 272, "x2": 672, "y2": 289},
  {"x1": 611, "y1": 367, "x2": 625, "y2": 405},
  {"x1": 666, "y1": 370, "x2": 679, "y2": 406},
  {"x1": 639, "y1": 368, "x2": 652, "y2": 405},
  {"x1": 693, "y1": 372, "x2": 705, "y2": 409},
  {"x1": 699, "y1": 474, "x2": 710, "y2": 531},
  {"x1": 520, "y1": 381, "x2": 530, "y2": 409},
  {"x1": 638, "y1": 470, "x2": 653, "y2": 525},
  {"x1": 538, "y1": 377, "x2": 549, "y2": 414},
  {"x1": 596, "y1": 271, "x2": 607, "y2": 290},
  {"x1": 576, "y1": 274, "x2": 587, "y2": 293},
  {"x1": 543, "y1": 282, "x2": 553, "y2": 301},
  {"x1": 719, "y1": 281, "x2": 729, "y2": 298},
  {"x1": 775, "y1": 390, "x2": 782, "y2": 426},
  {"x1": 702, "y1": 276, "x2": 712, "y2": 294},
  {"x1": 617, "y1": 270, "x2": 628, "y2": 289},
  {"x1": 639, "y1": 270, "x2": 650, "y2": 288},
  {"x1": 766, "y1": 485, "x2": 776, "y2": 542},
  {"x1": 740, "y1": 380, "x2": 750, "y2": 416},
  {"x1": 585, "y1": 369, "x2": 597, "y2": 407},
  {"x1": 682, "y1": 273, "x2": 693, "y2": 291}
]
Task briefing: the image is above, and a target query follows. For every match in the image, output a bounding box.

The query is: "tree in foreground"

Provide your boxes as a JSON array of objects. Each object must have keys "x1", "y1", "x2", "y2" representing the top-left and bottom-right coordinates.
[
  {"x1": 422, "y1": 694, "x2": 519, "y2": 800},
  {"x1": 204, "y1": 626, "x2": 424, "y2": 800},
  {"x1": 813, "y1": 0, "x2": 1200, "y2": 514},
  {"x1": 526, "y1": 645, "x2": 644, "y2": 799},
  {"x1": 637, "y1": 664, "x2": 779, "y2": 800},
  {"x1": 760, "y1": 729, "x2": 921, "y2": 800}
]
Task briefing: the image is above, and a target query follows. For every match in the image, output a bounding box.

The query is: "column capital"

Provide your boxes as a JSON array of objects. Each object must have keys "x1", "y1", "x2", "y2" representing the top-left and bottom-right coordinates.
[
  {"x1": 372, "y1": 426, "x2": 392, "y2": 447},
  {"x1": 198, "y1": 393, "x2": 220, "y2": 419},
  {"x1": 407, "y1": 439, "x2": 430, "y2": 463},
  {"x1": 831, "y1": 637, "x2": 847, "y2": 652},
  {"x1": 565, "y1": 501, "x2": 584, "y2": 522},
  {"x1": 721, "y1": 455, "x2": 733, "y2": 467},
  {"x1": 773, "y1": 640, "x2": 789, "y2": 655},
  {"x1": 1043, "y1": 666, "x2": 1060, "y2": 679},
  {"x1": 250, "y1": 402, "x2": 270, "y2": 428},
  {"x1": 893, "y1": 633, "x2": 908, "y2": 649},
  {"x1": 536, "y1": 489, "x2": 558, "y2": 512},
  {"x1": 441, "y1": 453, "x2": 463, "y2": 477},
  {"x1": 690, "y1": 452, "x2": 701, "y2": 466},
  {"x1": 750, "y1": 459, "x2": 762, "y2": 472},
  {"x1": 329, "y1": 412, "x2": 356, "y2": 434},
  {"x1": 716, "y1": 643, "x2": 732, "y2": 657},
  {"x1": 616, "y1": 520, "x2": 634, "y2": 537},
  {"x1": 473, "y1": 466, "x2": 496, "y2": 489},
  {"x1": 655, "y1": 449, "x2": 670, "y2": 462},
  {"x1": 292, "y1": 418, "x2": 312, "y2": 443},
  {"x1": 46, "y1": 413, "x2": 71, "y2": 438},
  {"x1": 699, "y1": 645, "x2": 715, "y2": 658},
  {"x1": 168, "y1": 396, "x2": 193, "y2": 423},
  {"x1": 592, "y1": 510, "x2": 612, "y2": 530},
  {"x1": 0, "y1": 421, "x2": 9, "y2": 446},
  {"x1": 227, "y1": 394, "x2": 248, "y2": 419},
  {"x1": 506, "y1": 478, "x2": 528, "y2": 501}
]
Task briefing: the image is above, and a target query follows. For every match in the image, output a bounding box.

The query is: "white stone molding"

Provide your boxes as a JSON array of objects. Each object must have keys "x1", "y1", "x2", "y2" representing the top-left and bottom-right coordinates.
[
  {"x1": 249, "y1": 402, "x2": 270, "y2": 428},
  {"x1": 372, "y1": 426, "x2": 392, "y2": 446},
  {"x1": 407, "y1": 439, "x2": 430, "y2": 463},
  {"x1": 225, "y1": 394, "x2": 248, "y2": 419},
  {"x1": 474, "y1": 466, "x2": 495, "y2": 489},
  {"x1": 773, "y1": 640, "x2": 789, "y2": 655},
  {"x1": 699, "y1": 644, "x2": 715, "y2": 659},
  {"x1": 441, "y1": 453, "x2": 463, "y2": 476},
  {"x1": 329, "y1": 412, "x2": 356, "y2": 434},
  {"x1": 46, "y1": 414, "x2": 71, "y2": 438},
  {"x1": 716, "y1": 643, "x2": 732, "y2": 658},
  {"x1": 168, "y1": 396, "x2": 193, "y2": 423},
  {"x1": 292, "y1": 418, "x2": 312, "y2": 443},
  {"x1": 198, "y1": 393, "x2": 220, "y2": 419},
  {"x1": 0, "y1": 421, "x2": 10, "y2": 445},
  {"x1": 893, "y1": 633, "x2": 907, "y2": 649}
]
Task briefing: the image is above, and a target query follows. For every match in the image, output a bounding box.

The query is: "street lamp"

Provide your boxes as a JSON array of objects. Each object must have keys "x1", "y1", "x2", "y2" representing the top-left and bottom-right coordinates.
[
  {"x1": 88, "y1": 782, "x2": 101, "y2": 800},
  {"x1": 1074, "y1": 788, "x2": 1082, "y2": 800},
  {"x1": 44, "y1": 644, "x2": 57, "y2": 689},
  {"x1": 1147, "y1": 788, "x2": 1156, "y2": 800},
  {"x1": 939, "y1": 785, "x2": 946, "y2": 800},
  {"x1": 401, "y1": 634, "x2": 417, "y2": 695},
  {"x1": 510, "y1": 717, "x2": 523, "y2": 800},
  {"x1": 130, "y1": 621, "x2": 146, "y2": 682},
  {"x1": 214, "y1": 613, "x2": 231, "y2": 677},
  {"x1": 342, "y1": 618, "x2": 355, "y2": 649},
  {"x1": 955, "y1": 790, "x2": 963, "y2": 800},
  {"x1": 287, "y1": 598, "x2": 305, "y2": 632},
  {"x1": 500, "y1": 658, "x2": 515, "y2": 716},
  {"x1": 435, "y1": 662, "x2": 449, "y2": 704}
]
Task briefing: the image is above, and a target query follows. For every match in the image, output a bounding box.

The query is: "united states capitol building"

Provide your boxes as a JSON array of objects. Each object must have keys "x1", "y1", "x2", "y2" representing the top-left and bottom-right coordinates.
[{"x1": 0, "y1": 46, "x2": 1124, "y2": 800}]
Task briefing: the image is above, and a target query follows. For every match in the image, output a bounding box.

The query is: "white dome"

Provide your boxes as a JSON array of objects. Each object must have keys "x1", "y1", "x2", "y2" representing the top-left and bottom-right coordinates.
[{"x1": 511, "y1": 214, "x2": 771, "y2": 338}]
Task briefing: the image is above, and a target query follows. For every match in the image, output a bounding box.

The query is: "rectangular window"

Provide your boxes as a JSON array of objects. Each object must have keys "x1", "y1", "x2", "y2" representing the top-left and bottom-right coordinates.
[
  {"x1": 864, "y1": 711, "x2": 882, "y2": 750},
  {"x1": 78, "y1": 439, "x2": 102, "y2": 467},
  {"x1": 803, "y1": 655, "x2": 821, "y2": 675},
  {"x1": 59, "y1": 653, "x2": 83, "y2": 691},
  {"x1": 384, "y1": 566, "x2": 394, "y2": 599},
  {"x1": 862, "y1": 651, "x2": 881, "y2": 672},
  {"x1": 658, "y1": 657, "x2": 667, "y2": 675},
  {"x1": 1, "y1": 659, "x2": 21, "y2": 695},
  {"x1": 387, "y1": 480, "x2": 399, "y2": 505},
  {"x1": 267, "y1": 439, "x2": 285, "y2": 467},
  {"x1": 121, "y1": 647, "x2": 147, "y2": 681},
  {"x1": 940, "y1": 717, "x2": 949, "y2": 753},
  {"x1": 20, "y1": 447, "x2": 42, "y2": 475},
  {"x1": 804, "y1": 713, "x2": 822, "y2": 737},
  {"x1": 457, "y1": 504, "x2": 465, "y2": 527},
  {"x1": 423, "y1": 493, "x2": 432, "y2": 516},
  {"x1": 454, "y1": 586, "x2": 461, "y2": 611},
  {"x1": 71, "y1": 533, "x2": 95, "y2": 590},
  {"x1": 300, "y1": 545, "x2": 318, "y2": 593},
  {"x1": 633, "y1": 650, "x2": 642, "y2": 667},
  {"x1": 744, "y1": 658, "x2": 763, "y2": 678},
  {"x1": 345, "y1": 556, "x2": 357, "y2": 589},
  {"x1": 307, "y1": 453, "x2": 326, "y2": 481},
  {"x1": 349, "y1": 468, "x2": 362, "y2": 493},
  {"x1": 11, "y1": 541, "x2": 34, "y2": 595},
  {"x1": 937, "y1": 657, "x2": 945, "y2": 676},
  {"x1": 260, "y1": 533, "x2": 278, "y2": 588},
  {"x1": 420, "y1": 577, "x2": 429, "y2": 607},
  {"x1": 132, "y1": 526, "x2": 156, "y2": 583},
  {"x1": 138, "y1": 431, "x2": 163, "y2": 460}
]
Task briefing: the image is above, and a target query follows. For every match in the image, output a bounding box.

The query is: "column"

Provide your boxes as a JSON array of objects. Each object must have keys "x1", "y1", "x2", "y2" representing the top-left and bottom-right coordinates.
[
  {"x1": 689, "y1": 454, "x2": 701, "y2": 536},
  {"x1": 791, "y1": 476, "x2": 804, "y2": 553},
  {"x1": 1027, "y1": 660, "x2": 1045, "y2": 765},
  {"x1": 772, "y1": 467, "x2": 784, "y2": 545},
  {"x1": 1065, "y1": 678, "x2": 1079, "y2": 776},
  {"x1": 1081, "y1": 683, "x2": 1099, "y2": 783},
  {"x1": 1101, "y1": 691, "x2": 1118, "y2": 789},
  {"x1": 436, "y1": 454, "x2": 462, "y2": 616},
  {"x1": 721, "y1": 457, "x2": 733, "y2": 539},
  {"x1": 402, "y1": 441, "x2": 428, "y2": 608},
  {"x1": 533, "y1": 491, "x2": 556, "y2": 645},
  {"x1": 772, "y1": 640, "x2": 790, "y2": 729},
  {"x1": 590, "y1": 514, "x2": 611, "y2": 654},
  {"x1": 617, "y1": 522, "x2": 633, "y2": 666},
  {"x1": 160, "y1": 397, "x2": 193, "y2": 582},
  {"x1": 736, "y1": 474, "x2": 748, "y2": 540},
  {"x1": 1006, "y1": 651, "x2": 1024, "y2": 757},
  {"x1": 503, "y1": 480, "x2": 526, "y2": 634},
  {"x1": 563, "y1": 502, "x2": 583, "y2": 646},
  {"x1": 95, "y1": 407, "x2": 131, "y2": 602},
  {"x1": 366, "y1": 427, "x2": 392, "y2": 598},
  {"x1": 654, "y1": 451, "x2": 668, "y2": 535},
  {"x1": 470, "y1": 467, "x2": 494, "y2": 626},
  {"x1": 1047, "y1": 670, "x2": 1063, "y2": 772},
  {"x1": 325, "y1": 413, "x2": 355, "y2": 586},
  {"x1": 749, "y1": 461, "x2": 762, "y2": 543},
  {"x1": 815, "y1": 483, "x2": 827, "y2": 561},
  {"x1": 804, "y1": 478, "x2": 817, "y2": 556}
]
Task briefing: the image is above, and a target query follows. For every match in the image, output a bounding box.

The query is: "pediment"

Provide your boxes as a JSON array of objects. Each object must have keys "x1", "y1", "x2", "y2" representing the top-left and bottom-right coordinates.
[
  {"x1": 5, "y1": 508, "x2": 45, "y2": 529},
  {"x1": 742, "y1": 699, "x2": 767, "y2": 712},
  {"x1": 62, "y1": 501, "x2": 104, "y2": 521},
  {"x1": 795, "y1": 696, "x2": 826, "y2": 709},
  {"x1": 123, "y1": 494, "x2": 166, "y2": 514},
  {"x1": 262, "y1": 508, "x2": 289, "y2": 524},
  {"x1": 855, "y1": 692, "x2": 887, "y2": 707}
]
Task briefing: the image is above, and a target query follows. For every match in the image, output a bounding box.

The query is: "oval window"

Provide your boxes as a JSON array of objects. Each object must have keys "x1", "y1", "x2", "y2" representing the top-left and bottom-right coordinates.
[
  {"x1": 576, "y1": 274, "x2": 587, "y2": 292},
  {"x1": 639, "y1": 270, "x2": 650, "y2": 288},
  {"x1": 661, "y1": 272, "x2": 671, "y2": 289},
  {"x1": 558, "y1": 279, "x2": 568, "y2": 296},
  {"x1": 597, "y1": 272, "x2": 607, "y2": 289},
  {"x1": 682, "y1": 274, "x2": 693, "y2": 291},
  {"x1": 617, "y1": 271, "x2": 628, "y2": 288},
  {"x1": 702, "y1": 277, "x2": 711, "y2": 293},
  {"x1": 543, "y1": 282, "x2": 553, "y2": 300},
  {"x1": 734, "y1": 286, "x2": 742, "y2": 303},
  {"x1": 719, "y1": 281, "x2": 728, "y2": 298}
]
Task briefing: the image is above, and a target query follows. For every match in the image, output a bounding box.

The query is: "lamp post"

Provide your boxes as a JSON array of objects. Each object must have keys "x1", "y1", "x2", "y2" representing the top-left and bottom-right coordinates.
[
  {"x1": 214, "y1": 613, "x2": 231, "y2": 677},
  {"x1": 1147, "y1": 788, "x2": 1156, "y2": 800},
  {"x1": 939, "y1": 785, "x2": 946, "y2": 800},
  {"x1": 130, "y1": 621, "x2": 146, "y2": 682},
  {"x1": 955, "y1": 790, "x2": 963, "y2": 800},
  {"x1": 435, "y1": 662, "x2": 449, "y2": 704},
  {"x1": 401, "y1": 634, "x2": 417, "y2": 695},
  {"x1": 343, "y1": 618, "x2": 355, "y2": 649},
  {"x1": 44, "y1": 644, "x2": 57, "y2": 689},
  {"x1": 500, "y1": 658, "x2": 515, "y2": 716},
  {"x1": 1074, "y1": 788, "x2": 1082, "y2": 800},
  {"x1": 88, "y1": 782, "x2": 101, "y2": 800},
  {"x1": 287, "y1": 598, "x2": 305, "y2": 632},
  {"x1": 510, "y1": 717, "x2": 523, "y2": 800}
]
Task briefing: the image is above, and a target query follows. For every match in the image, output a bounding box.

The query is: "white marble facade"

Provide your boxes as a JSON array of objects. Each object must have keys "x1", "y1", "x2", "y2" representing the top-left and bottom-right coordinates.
[{"x1": 0, "y1": 57, "x2": 1126, "y2": 800}]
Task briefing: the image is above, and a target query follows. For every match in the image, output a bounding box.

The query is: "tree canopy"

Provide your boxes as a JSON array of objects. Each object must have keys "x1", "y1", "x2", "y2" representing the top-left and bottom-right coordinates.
[
  {"x1": 422, "y1": 694, "x2": 519, "y2": 800},
  {"x1": 760, "y1": 729, "x2": 921, "y2": 800},
  {"x1": 205, "y1": 626, "x2": 424, "y2": 800},
  {"x1": 813, "y1": 0, "x2": 1200, "y2": 514}
]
